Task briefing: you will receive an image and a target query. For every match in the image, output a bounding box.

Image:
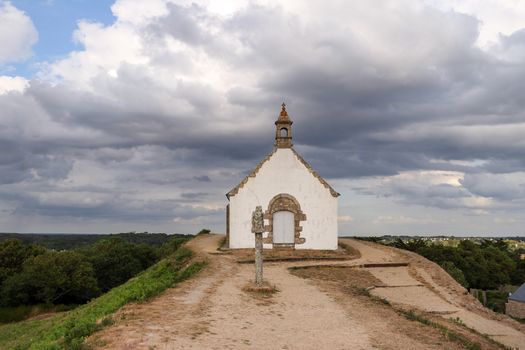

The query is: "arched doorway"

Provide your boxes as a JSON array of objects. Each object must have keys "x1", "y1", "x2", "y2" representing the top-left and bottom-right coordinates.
[{"x1": 264, "y1": 193, "x2": 306, "y2": 248}]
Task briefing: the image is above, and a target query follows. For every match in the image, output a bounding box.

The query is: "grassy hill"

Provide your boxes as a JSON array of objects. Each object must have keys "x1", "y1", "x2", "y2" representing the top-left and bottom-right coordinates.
[{"x1": 0, "y1": 245, "x2": 206, "y2": 349}]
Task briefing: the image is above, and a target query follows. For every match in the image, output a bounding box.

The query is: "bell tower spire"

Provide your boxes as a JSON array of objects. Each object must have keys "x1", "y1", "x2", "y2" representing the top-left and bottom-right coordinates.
[{"x1": 275, "y1": 102, "x2": 293, "y2": 148}]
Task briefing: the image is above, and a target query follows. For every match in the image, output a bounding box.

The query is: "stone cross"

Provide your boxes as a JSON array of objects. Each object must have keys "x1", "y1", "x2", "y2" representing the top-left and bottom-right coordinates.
[{"x1": 251, "y1": 205, "x2": 264, "y2": 286}]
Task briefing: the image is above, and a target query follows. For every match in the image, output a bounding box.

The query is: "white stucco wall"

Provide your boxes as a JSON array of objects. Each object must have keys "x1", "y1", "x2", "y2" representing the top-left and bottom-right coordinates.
[{"x1": 228, "y1": 148, "x2": 338, "y2": 250}]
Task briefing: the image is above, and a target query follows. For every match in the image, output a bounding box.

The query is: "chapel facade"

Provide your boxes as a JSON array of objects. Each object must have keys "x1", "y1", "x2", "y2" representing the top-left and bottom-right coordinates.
[{"x1": 226, "y1": 104, "x2": 339, "y2": 250}]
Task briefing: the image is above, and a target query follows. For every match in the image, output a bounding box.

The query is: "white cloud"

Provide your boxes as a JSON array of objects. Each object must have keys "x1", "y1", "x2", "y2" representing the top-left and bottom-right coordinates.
[
  {"x1": 0, "y1": 1, "x2": 38, "y2": 64},
  {"x1": 0, "y1": 75, "x2": 28, "y2": 94},
  {"x1": 425, "y1": 0, "x2": 525, "y2": 47},
  {"x1": 111, "y1": 0, "x2": 170, "y2": 25}
]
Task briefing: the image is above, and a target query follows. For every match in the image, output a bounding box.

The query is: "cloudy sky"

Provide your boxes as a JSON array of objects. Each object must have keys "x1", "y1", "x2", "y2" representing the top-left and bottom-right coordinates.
[{"x1": 1, "y1": 0, "x2": 525, "y2": 236}]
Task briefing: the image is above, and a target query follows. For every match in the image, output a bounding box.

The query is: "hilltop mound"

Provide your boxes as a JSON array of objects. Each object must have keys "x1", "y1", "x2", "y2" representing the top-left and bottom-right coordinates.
[{"x1": 86, "y1": 234, "x2": 525, "y2": 350}]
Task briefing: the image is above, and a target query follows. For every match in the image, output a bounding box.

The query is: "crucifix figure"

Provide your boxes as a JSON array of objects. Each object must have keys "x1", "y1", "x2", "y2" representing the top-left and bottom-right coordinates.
[{"x1": 251, "y1": 205, "x2": 264, "y2": 286}]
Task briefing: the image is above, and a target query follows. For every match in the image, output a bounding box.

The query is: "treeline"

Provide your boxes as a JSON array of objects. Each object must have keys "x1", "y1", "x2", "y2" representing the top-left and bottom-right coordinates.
[
  {"x1": 388, "y1": 238, "x2": 525, "y2": 290},
  {"x1": 0, "y1": 234, "x2": 190, "y2": 320},
  {"x1": 0, "y1": 232, "x2": 181, "y2": 250}
]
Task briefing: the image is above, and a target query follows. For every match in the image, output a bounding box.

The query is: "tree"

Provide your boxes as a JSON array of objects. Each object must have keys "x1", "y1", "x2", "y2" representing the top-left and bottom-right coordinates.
[
  {"x1": 0, "y1": 239, "x2": 45, "y2": 286},
  {"x1": 482, "y1": 246, "x2": 515, "y2": 289},
  {"x1": 390, "y1": 236, "x2": 522, "y2": 291},
  {"x1": 82, "y1": 238, "x2": 157, "y2": 292},
  {"x1": 1, "y1": 251, "x2": 99, "y2": 306}
]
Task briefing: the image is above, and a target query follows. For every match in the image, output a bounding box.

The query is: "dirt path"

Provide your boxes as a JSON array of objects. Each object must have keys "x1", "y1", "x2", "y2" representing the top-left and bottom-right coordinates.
[
  {"x1": 89, "y1": 235, "x2": 525, "y2": 350},
  {"x1": 91, "y1": 235, "x2": 373, "y2": 349},
  {"x1": 180, "y1": 263, "x2": 371, "y2": 349},
  {"x1": 340, "y1": 239, "x2": 525, "y2": 350}
]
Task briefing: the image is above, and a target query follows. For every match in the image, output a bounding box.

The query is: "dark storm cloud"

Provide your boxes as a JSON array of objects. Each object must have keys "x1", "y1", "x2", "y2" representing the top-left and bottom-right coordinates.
[
  {"x1": 193, "y1": 175, "x2": 211, "y2": 182},
  {"x1": 22, "y1": 73, "x2": 275, "y2": 161},
  {"x1": 181, "y1": 192, "x2": 208, "y2": 199},
  {"x1": 2, "y1": 188, "x2": 219, "y2": 222},
  {"x1": 369, "y1": 177, "x2": 481, "y2": 211},
  {"x1": 460, "y1": 173, "x2": 525, "y2": 201}
]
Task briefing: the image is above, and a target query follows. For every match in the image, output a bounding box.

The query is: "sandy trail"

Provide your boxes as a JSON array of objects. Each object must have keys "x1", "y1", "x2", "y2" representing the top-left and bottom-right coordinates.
[
  {"x1": 92, "y1": 235, "x2": 372, "y2": 349},
  {"x1": 91, "y1": 235, "x2": 525, "y2": 350},
  {"x1": 340, "y1": 239, "x2": 525, "y2": 350},
  {"x1": 339, "y1": 238, "x2": 403, "y2": 265},
  {"x1": 180, "y1": 263, "x2": 372, "y2": 349}
]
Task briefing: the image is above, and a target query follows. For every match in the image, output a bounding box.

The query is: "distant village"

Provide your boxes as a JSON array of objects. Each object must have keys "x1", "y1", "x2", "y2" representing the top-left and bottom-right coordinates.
[{"x1": 363, "y1": 235, "x2": 525, "y2": 251}]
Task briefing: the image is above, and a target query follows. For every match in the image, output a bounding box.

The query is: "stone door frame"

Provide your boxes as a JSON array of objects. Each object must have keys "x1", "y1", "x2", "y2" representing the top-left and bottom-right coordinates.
[{"x1": 263, "y1": 193, "x2": 306, "y2": 248}]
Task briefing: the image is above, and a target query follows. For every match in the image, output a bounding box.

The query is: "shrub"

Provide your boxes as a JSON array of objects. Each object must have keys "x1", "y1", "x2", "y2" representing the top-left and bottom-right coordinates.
[
  {"x1": 158, "y1": 235, "x2": 190, "y2": 258},
  {"x1": 441, "y1": 261, "x2": 468, "y2": 288}
]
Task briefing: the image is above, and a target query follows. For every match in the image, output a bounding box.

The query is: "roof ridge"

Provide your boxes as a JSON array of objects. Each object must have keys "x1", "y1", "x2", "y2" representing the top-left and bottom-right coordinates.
[
  {"x1": 226, "y1": 147, "x2": 340, "y2": 199},
  {"x1": 226, "y1": 148, "x2": 278, "y2": 199},
  {"x1": 290, "y1": 148, "x2": 340, "y2": 198},
  {"x1": 509, "y1": 282, "x2": 525, "y2": 302}
]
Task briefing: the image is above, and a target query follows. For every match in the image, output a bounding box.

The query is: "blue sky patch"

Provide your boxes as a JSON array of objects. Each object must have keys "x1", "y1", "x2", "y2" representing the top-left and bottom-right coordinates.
[{"x1": 9, "y1": 0, "x2": 115, "y2": 78}]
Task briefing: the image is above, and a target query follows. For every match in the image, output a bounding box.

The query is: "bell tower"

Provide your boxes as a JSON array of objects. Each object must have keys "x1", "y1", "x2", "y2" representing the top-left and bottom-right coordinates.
[{"x1": 275, "y1": 103, "x2": 293, "y2": 148}]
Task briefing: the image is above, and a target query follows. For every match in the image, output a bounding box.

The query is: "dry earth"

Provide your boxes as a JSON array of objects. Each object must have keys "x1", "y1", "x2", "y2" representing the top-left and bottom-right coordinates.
[{"x1": 88, "y1": 234, "x2": 525, "y2": 350}]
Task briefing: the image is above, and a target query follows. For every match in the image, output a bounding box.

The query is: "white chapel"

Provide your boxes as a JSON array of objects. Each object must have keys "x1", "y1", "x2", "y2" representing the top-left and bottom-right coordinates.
[{"x1": 226, "y1": 104, "x2": 340, "y2": 250}]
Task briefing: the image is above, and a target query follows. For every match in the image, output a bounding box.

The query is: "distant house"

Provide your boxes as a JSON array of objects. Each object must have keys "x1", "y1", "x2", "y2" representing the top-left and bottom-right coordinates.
[
  {"x1": 506, "y1": 283, "x2": 525, "y2": 319},
  {"x1": 226, "y1": 104, "x2": 339, "y2": 250}
]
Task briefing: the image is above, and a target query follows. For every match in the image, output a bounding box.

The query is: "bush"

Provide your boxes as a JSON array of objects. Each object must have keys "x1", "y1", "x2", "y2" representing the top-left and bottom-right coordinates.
[
  {"x1": 485, "y1": 290, "x2": 508, "y2": 313},
  {"x1": 440, "y1": 261, "x2": 468, "y2": 288},
  {"x1": 158, "y1": 235, "x2": 190, "y2": 258}
]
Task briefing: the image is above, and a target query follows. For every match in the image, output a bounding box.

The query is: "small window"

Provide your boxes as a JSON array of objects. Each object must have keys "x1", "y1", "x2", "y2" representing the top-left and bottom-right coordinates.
[{"x1": 280, "y1": 128, "x2": 288, "y2": 137}]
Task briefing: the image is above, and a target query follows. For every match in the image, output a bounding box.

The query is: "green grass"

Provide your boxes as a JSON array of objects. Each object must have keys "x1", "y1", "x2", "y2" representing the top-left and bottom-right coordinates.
[
  {"x1": 401, "y1": 310, "x2": 482, "y2": 350},
  {"x1": 401, "y1": 310, "x2": 514, "y2": 350},
  {"x1": 0, "y1": 247, "x2": 206, "y2": 350}
]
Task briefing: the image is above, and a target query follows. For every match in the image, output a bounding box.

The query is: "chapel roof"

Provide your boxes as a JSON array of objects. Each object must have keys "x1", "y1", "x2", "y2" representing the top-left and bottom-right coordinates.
[
  {"x1": 225, "y1": 147, "x2": 340, "y2": 199},
  {"x1": 226, "y1": 104, "x2": 340, "y2": 199},
  {"x1": 509, "y1": 282, "x2": 525, "y2": 303}
]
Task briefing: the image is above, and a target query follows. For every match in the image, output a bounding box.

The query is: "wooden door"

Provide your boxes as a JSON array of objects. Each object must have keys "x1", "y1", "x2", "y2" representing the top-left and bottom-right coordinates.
[{"x1": 273, "y1": 211, "x2": 294, "y2": 244}]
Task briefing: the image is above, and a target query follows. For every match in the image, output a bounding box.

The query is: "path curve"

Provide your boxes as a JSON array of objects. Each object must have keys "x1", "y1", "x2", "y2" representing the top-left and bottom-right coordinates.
[{"x1": 340, "y1": 238, "x2": 525, "y2": 350}]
